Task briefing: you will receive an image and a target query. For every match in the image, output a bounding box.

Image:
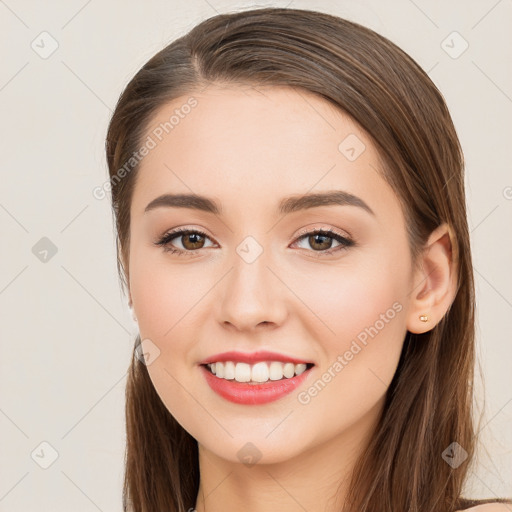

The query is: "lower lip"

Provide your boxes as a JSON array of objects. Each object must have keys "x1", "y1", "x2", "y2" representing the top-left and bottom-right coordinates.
[{"x1": 200, "y1": 365, "x2": 313, "y2": 405}]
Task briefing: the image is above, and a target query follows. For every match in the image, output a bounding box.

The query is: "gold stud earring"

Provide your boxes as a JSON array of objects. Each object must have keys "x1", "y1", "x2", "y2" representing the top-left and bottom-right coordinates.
[{"x1": 419, "y1": 314, "x2": 429, "y2": 322}]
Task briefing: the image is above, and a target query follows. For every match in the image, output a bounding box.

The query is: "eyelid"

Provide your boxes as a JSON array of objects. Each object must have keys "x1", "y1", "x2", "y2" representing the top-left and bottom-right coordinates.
[
  {"x1": 290, "y1": 226, "x2": 355, "y2": 257},
  {"x1": 293, "y1": 224, "x2": 353, "y2": 241},
  {"x1": 154, "y1": 225, "x2": 218, "y2": 248},
  {"x1": 157, "y1": 224, "x2": 352, "y2": 243}
]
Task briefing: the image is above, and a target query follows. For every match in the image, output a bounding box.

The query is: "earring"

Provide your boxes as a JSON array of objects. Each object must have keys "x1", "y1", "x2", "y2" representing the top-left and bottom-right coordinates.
[{"x1": 419, "y1": 314, "x2": 429, "y2": 322}]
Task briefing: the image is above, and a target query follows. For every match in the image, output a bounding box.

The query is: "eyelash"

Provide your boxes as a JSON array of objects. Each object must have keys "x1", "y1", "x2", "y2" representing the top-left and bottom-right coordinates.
[{"x1": 154, "y1": 226, "x2": 355, "y2": 258}]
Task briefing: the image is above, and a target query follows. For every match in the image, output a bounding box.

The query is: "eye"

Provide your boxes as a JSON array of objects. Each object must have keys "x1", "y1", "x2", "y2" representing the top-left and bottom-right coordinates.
[
  {"x1": 154, "y1": 228, "x2": 216, "y2": 256},
  {"x1": 291, "y1": 228, "x2": 355, "y2": 256},
  {"x1": 154, "y1": 226, "x2": 355, "y2": 257}
]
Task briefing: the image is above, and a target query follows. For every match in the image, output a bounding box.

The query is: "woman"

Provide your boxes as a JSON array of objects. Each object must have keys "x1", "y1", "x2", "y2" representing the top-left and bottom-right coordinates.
[{"x1": 105, "y1": 7, "x2": 512, "y2": 512}]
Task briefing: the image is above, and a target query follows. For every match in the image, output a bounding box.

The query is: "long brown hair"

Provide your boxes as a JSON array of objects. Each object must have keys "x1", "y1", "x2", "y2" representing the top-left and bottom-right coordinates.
[{"x1": 105, "y1": 7, "x2": 511, "y2": 512}]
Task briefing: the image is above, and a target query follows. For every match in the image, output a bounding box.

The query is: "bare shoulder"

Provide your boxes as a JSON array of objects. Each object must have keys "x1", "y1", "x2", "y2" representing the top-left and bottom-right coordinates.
[{"x1": 459, "y1": 505, "x2": 512, "y2": 512}]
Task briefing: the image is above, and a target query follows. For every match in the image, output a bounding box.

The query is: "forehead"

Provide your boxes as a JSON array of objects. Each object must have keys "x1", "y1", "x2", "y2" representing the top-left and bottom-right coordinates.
[{"x1": 130, "y1": 84, "x2": 400, "y2": 224}]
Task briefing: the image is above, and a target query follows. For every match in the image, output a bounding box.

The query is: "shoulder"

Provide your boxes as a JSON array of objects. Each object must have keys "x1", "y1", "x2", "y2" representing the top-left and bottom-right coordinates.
[{"x1": 458, "y1": 505, "x2": 512, "y2": 512}]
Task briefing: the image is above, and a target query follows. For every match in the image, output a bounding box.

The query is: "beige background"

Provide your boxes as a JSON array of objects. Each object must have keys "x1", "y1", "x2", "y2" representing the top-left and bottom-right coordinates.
[{"x1": 1, "y1": 0, "x2": 511, "y2": 510}]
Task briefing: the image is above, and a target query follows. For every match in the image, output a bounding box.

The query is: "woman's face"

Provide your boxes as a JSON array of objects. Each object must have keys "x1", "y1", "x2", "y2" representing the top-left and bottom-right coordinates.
[{"x1": 128, "y1": 84, "x2": 415, "y2": 466}]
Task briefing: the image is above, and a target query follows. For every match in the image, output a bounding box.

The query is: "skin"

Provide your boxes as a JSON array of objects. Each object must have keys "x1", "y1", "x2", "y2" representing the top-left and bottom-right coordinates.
[{"x1": 127, "y1": 84, "x2": 457, "y2": 512}]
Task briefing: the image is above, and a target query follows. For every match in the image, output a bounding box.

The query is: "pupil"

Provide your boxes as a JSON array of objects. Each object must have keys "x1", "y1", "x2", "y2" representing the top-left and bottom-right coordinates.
[
  {"x1": 311, "y1": 234, "x2": 331, "y2": 250},
  {"x1": 185, "y1": 233, "x2": 204, "y2": 249}
]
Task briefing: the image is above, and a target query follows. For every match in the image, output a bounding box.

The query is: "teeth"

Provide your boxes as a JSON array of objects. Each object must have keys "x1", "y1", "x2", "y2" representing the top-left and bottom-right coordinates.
[
  {"x1": 224, "y1": 361, "x2": 235, "y2": 380},
  {"x1": 283, "y1": 362, "x2": 296, "y2": 378},
  {"x1": 235, "y1": 362, "x2": 251, "y2": 382},
  {"x1": 206, "y1": 361, "x2": 309, "y2": 383},
  {"x1": 252, "y1": 362, "x2": 269, "y2": 382},
  {"x1": 269, "y1": 361, "x2": 283, "y2": 380}
]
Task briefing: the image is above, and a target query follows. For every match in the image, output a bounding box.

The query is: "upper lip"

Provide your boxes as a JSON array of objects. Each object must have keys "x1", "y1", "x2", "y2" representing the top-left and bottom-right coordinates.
[{"x1": 198, "y1": 350, "x2": 314, "y2": 366}]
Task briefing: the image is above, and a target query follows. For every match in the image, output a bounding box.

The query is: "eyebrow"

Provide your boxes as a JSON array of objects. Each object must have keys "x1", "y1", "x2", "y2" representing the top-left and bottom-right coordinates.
[{"x1": 144, "y1": 190, "x2": 375, "y2": 216}]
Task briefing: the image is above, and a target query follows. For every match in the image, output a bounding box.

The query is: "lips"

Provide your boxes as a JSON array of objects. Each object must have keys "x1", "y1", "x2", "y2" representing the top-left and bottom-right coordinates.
[
  {"x1": 198, "y1": 350, "x2": 314, "y2": 366},
  {"x1": 200, "y1": 364, "x2": 314, "y2": 405},
  {"x1": 198, "y1": 350, "x2": 315, "y2": 405}
]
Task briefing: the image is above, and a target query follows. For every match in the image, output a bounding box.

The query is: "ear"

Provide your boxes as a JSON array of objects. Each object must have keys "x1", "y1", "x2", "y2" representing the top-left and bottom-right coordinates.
[{"x1": 406, "y1": 222, "x2": 458, "y2": 334}]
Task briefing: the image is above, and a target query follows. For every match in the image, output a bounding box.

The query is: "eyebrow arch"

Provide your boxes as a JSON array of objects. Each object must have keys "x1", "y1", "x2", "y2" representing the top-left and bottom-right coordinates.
[{"x1": 144, "y1": 190, "x2": 375, "y2": 216}]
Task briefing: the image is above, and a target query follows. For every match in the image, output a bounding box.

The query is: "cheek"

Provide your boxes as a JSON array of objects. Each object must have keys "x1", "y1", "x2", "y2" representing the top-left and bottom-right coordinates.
[
  {"x1": 128, "y1": 249, "x2": 221, "y2": 380},
  {"x1": 129, "y1": 247, "x2": 201, "y2": 338},
  {"x1": 291, "y1": 253, "x2": 407, "y2": 351},
  {"x1": 128, "y1": 252, "x2": 204, "y2": 421},
  {"x1": 291, "y1": 253, "x2": 408, "y2": 413}
]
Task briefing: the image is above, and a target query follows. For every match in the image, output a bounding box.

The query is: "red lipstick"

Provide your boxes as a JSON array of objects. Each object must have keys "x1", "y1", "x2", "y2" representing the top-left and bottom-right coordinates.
[
  {"x1": 198, "y1": 350, "x2": 313, "y2": 365},
  {"x1": 198, "y1": 350, "x2": 314, "y2": 405},
  {"x1": 200, "y1": 365, "x2": 313, "y2": 405}
]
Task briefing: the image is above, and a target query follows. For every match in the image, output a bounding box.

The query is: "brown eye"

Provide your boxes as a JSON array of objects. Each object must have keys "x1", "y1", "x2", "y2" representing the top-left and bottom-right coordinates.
[
  {"x1": 155, "y1": 227, "x2": 354, "y2": 257},
  {"x1": 181, "y1": 232, "x2": 206, "y2": 250},
  {"x1": 154, "y1": 228, "x2": 215, "y2": 255},
  {"x1": 308, "y1": 233, "x2": 334, "y2": 251},
  {"x1": 293, "y1": 228, "x2": 355, "y2": 256}
]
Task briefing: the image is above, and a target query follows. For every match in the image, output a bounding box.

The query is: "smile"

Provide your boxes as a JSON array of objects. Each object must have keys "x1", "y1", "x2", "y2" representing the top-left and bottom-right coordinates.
[
  {"x1": 205, "y1": 361, "x2": 312, "y2": 383},
  {"x1": 200, "y1": 362, "x2": 315, "y2": 405}
]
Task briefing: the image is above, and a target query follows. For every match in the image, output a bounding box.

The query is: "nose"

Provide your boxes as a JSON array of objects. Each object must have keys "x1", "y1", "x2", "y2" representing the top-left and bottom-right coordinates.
[{"x1": 216, "y1": 246, "x2": 288, "y2": 332}]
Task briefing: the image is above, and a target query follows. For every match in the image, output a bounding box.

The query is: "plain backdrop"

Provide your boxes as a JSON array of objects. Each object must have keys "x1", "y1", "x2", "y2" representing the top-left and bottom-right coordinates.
[{"x1": 0, "y1": 0, "x2": 511, "y2": 510}]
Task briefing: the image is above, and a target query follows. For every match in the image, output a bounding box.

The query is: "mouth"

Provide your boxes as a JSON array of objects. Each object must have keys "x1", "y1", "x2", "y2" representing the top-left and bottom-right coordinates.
[
  {"x1": 199, "y1": 360, "x2": 315, "y2": 405},
  {"x1": 201, "y1": 361, "x2": 315, "y2": 385}
]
